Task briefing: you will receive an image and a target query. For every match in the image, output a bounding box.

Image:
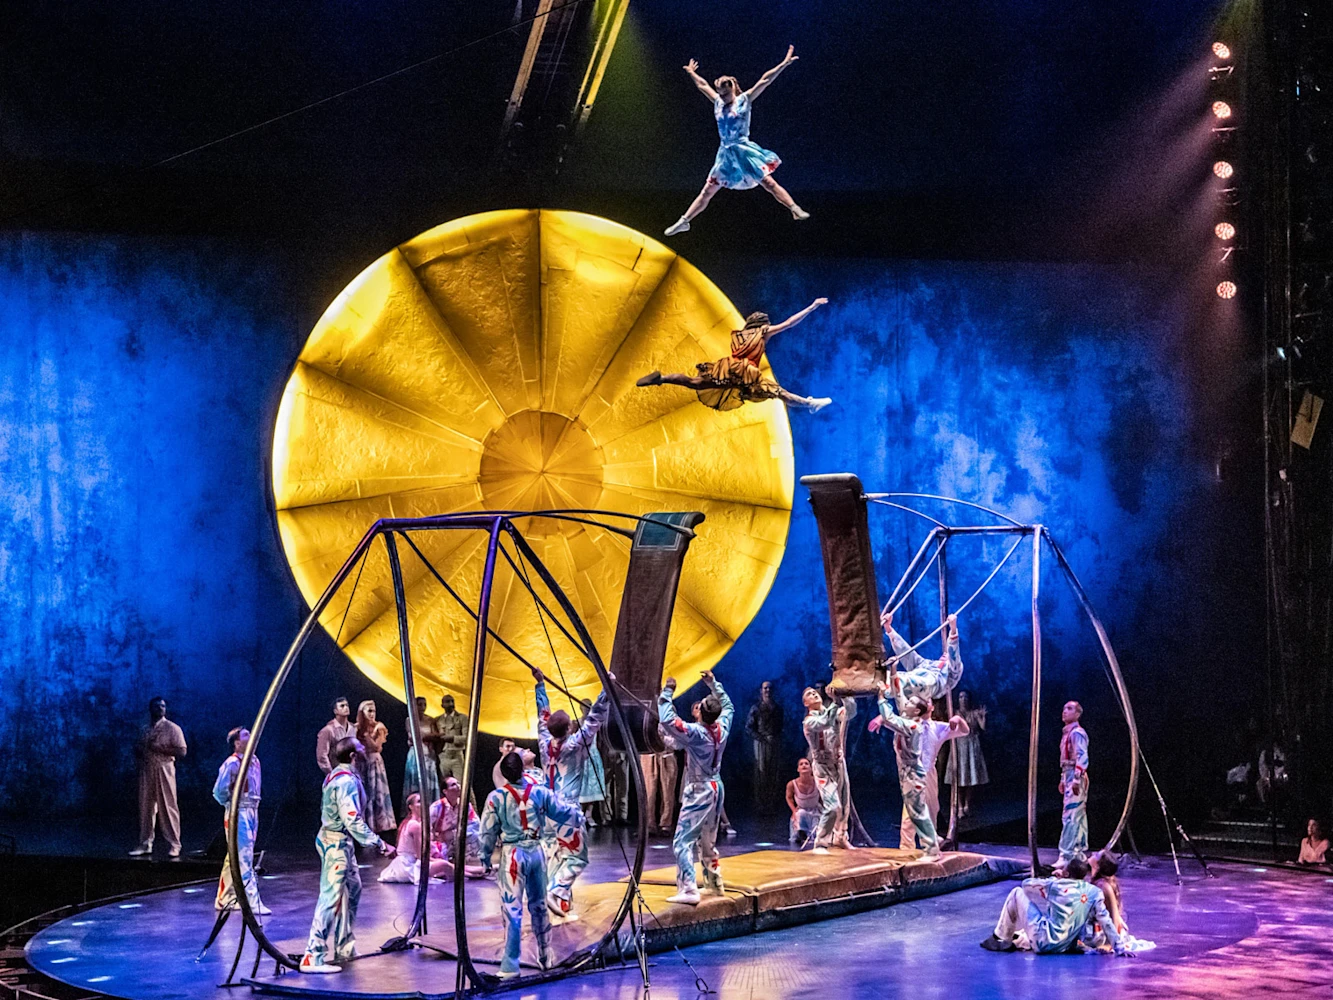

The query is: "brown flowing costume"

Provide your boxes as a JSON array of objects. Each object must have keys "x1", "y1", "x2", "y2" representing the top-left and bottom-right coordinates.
[{"x1": 694, "y1": 317, "x2": 785, "y2": 411}]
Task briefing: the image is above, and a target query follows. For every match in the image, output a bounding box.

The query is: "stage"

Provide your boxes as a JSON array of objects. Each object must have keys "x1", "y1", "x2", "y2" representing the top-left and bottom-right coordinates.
[{"x1": 21, "y1": 830, "x2": 1333, "y2": 1000}]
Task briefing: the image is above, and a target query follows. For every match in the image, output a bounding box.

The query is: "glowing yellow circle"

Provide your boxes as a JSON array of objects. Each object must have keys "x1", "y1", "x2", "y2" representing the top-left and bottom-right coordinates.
[{"x1": 271, "y1": 210, "x2": 794, "y2": 736}]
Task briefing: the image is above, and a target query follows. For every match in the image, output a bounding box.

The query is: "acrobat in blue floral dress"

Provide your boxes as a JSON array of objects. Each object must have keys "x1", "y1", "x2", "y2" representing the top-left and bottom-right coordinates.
[{"x1": 709, "y1": 93, "x2": 781, "y2": 190}]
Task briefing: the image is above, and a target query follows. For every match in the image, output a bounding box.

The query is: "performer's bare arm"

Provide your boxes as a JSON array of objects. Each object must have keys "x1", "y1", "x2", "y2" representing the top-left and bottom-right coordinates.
[
  {"x1": 683, "y1": 59, "x2": 720, "y2": 102},
  {"x1": 746, "y1": 45, "x2": 799, "y2": 101},
  {"x1": 785, "y1": 779, "x2": 799, "y2": 815},
  {"x1": 765, "y1": 297, "x2": 828, "y2": 339}
]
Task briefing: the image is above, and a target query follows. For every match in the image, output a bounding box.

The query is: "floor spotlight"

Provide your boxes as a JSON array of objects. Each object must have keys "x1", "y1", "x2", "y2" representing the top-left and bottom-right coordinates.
[
  {"x1": 1213, "y1": 41, "x2": 1231, "y2": 60},
  {"x1": 1212, "y1": 101, "x2": 1233, "y2": 119},
  {"x1": 1215, "y1": 222, "x2": 1236, "y2": 240},
  {"x1": 1217, "y1": 280, "x2": 1238, "y2": 299},
  {"x1": 1213, "y1": 160, "x2": 1234, "y2": 179}
]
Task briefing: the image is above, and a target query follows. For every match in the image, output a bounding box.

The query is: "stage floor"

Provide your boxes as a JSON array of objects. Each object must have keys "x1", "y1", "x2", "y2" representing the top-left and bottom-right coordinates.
[{"x1": 24, "y1": 830, "x2": 1333, "y2": 1000}]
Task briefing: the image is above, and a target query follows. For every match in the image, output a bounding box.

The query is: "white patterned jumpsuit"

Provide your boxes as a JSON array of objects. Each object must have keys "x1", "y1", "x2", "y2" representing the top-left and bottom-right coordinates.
[
  {"x1": 300, "y1": 765, "x2": 385, "y2": 969},
  {"x1": 884, "y1": 624, "x2": 964, "y2": 704},
  {"x1": 212, "y1": 753, "x2": 263, "y2": 912},
  {"x1": 478, "y1": 778, "x2": 584, "y2": 975},
  {"x1": 994, "y1": 876, "x2": 1126, "y2": 955},
  {"x1": 802, "y1": 695, "x2": 855, "y2": 848},
  {"x1": 535, "y1": 681, "x2": 608, "y2": 914},
  {"x1": 1057, "y1": 722, "x2": 1090, "y2": 867},
  {"x1": 658, "y1": 679, "x2": 733, "y2": 895},
  {"x1": 876, "y1": 693, "x2": 940, "y2": 855}
]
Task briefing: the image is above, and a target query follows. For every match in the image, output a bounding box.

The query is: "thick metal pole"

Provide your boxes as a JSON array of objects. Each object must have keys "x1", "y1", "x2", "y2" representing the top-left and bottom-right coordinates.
[
  {"x1": 454, "y1": 517, "x2": 503, "y2": 997},
  {"x1": 1043, "y1": 530, "x2": 1140, "y2": 855},
  {"x1": 883, "y1": 526, "x2": 944, "y2": 614},
  {"x1": 939, "y1": 544, "x2": 959, "y2": 844},
  {"x1": 229, "y1": 522, "x2": 384, "y2": 969},
  {"x1": 1027, "y1": 526, "x2": 1043, "y2": 875},
  {"x1": 384, "y1": 531, "x2": 431, "y2": 935}
]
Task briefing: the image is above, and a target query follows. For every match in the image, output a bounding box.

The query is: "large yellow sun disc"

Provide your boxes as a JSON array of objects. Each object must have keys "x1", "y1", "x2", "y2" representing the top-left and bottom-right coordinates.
[{"x1": 271, "y1": 210, "x2": 793, "y2": 737}]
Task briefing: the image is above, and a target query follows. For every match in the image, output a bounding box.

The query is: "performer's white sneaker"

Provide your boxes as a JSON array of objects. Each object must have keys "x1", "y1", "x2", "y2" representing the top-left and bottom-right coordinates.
[
  {"x1": 128, "y1": 844, "x2": 152, "y2": 856},
  {"x1": 299, "y1": 957, "x2": 341, "y2": 975},
  {"x1": 495, "y1": 969, "x2": 521, "y2": 980},
  {"x1": 255, "y1": 903, "x2": 272, "y2": 915},
  {"x1": 790, "y1": 205, "x2": 810, "y2": 220},
  {"x1": 666, "y1": 889, "x2": 702, "y2": 905},
  {"x1": 664, "y1": 217, "x2": 691, "y2": 236},
  {"x1": 812, "y1": 846, "x2": 830, "y2": 855},
  {"x1": 808, "y1": 397, "x2": 832, "y2": 414}
]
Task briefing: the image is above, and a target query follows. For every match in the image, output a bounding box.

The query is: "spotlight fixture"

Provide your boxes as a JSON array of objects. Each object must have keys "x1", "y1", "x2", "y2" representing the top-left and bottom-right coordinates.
[
  {"x1": 1212, "y1": 101, "x2": 1233, "y2": 119},
  {"x1": 1217, "y1": 280, "x2": 1238, "y2": 299},
  {"x1": 1213, "y1": 160, "x2": 1234, "y2": 179},
  {"x1": 1212, "y1": 41, "x2": 1231, "y2": 60},
  {"x1": 1215, "y1": 222, "x2": 1236, "y2": 240}
]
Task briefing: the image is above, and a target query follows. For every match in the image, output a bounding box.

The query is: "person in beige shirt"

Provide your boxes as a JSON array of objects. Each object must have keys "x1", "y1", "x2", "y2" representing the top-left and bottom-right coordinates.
[
  {"x1": 315, "y1": 697, "x2": 355, "y2": 775},
  {"x1": 130, "y1": 697, "x2": 187, "y2": 858}
]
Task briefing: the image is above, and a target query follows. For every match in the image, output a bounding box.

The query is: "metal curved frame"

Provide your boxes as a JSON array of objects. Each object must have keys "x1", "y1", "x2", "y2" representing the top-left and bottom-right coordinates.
[
  {"x1": 862, "y1": 495, "x2": 1140, "y2": 874},
  {"x1": 229, "y1": 508, "x2": 672, "y2": 987}
]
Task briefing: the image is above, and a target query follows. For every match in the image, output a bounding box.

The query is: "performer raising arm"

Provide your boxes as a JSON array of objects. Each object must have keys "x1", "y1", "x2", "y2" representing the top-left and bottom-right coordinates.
[
  {"x1": 637, "y1": 299, "x2": 831, "y2": 413},
  {"x1": 532, "y1": 667, "x2": 610, "y2": 920},
  {"x1": 881, "y1": 611, "x2": 964, "y2": 704},
  {"x1": 658, "y1": 670, "x2": 734, "y2": 905},
  {"x1": 665, "y1": 45, "x2": 809, "y2": 235},
  {"x1": 874, "y1": 685, "x2": 968, "y2": 855}
]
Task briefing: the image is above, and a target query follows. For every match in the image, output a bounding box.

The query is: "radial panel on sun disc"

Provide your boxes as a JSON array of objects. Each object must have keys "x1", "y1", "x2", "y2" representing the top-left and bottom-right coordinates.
[{"x1": 272, "y1": 209, "x2": 793, "y2": 737}]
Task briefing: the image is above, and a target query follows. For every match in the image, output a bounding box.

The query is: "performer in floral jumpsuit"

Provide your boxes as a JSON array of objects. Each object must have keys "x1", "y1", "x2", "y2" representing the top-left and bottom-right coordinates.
[
  {"x1": 213, "y1": 727, "x2": 269, "y2": 915},
  {"x1": 299, "y1": 738, "x2": 394, "y2": 974},
  {"x1": 881, "y1": 610, "x2": 964, "y2": 705},
  {"x1": 801, "y1": 684, "x2": 856, "y2": 853},
  {"x1": 532, "y1": 667, "x2": 609, "y2": 919},
  {"x1": 981, "y1": 857, "x2": 1130, "y2": 956},
  {"x1": 658, "y1": 670, "x2": 733, "y2": 904},
  {"x1": 1057, "y1": 700, "x2": 1090, "y2": 870},
  {"x1": 479, "y1": 753, "x2": 585, "y2": 979},
  {"x1": 875, "y1": 685, "x2": 970, "y2": 856}
]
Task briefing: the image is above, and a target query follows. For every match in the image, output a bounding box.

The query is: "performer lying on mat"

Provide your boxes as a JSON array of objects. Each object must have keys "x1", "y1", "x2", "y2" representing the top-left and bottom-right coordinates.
[
  {"x1": 665, "y1": 45, "x2": 809, "y2": 236},
  {"x1": 479, "y1": 752, "x2": 585, "y2": 979},
  {"x1": 532, "y1": 667, "x2": 610, "y2": 921},
  {"x1": 636, "y1": 298, "x2": 831, "y2": 412},
  {"x1": 658, "y1": 670, "x2": 734, "y2": 904},
  {"x1": 980, "y1": 857, "x2": 1131, "y2": 957},
  {"x1": 1054, "y1": 700, "x2": 1090, "y2": 873},
  {"x1": 300, "y1": 738, "x2": 395, "y2": 974},
  {"x1": 870, "y1": 694, "x2": 969, "y2": 850},
  {"x1": 881, "y1": 610, "x2": 964, "y2": 704},
  {"x1": 802, "y1": 684, "x2": 856, "y2": 854}
]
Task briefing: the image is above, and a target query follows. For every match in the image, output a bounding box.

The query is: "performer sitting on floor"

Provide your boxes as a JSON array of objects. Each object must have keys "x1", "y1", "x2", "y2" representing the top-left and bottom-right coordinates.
[
  {"x1": 802, "y1": 683, "x2": 856, "y2": 854},
  {"x1": 980, "y1": 857, "x2": 1131, "y2": 957},
  {"x1": 1084, "y1": 852, "x2": 1155, "y2": 953},
  {"x1": 880, "y1": 610, "x2": 964, "y2": 705},
  {"x1": 870, "y1": 693, "x2": 969, "y2": 850},
  {"x1": 532, "y1": 667, "x2": 610, "y2": 920},
  {"x1": 378, "y1": 793, "x2": 451, "y2": 884},
  {"x1": 874, "y1": 685, "x2": 953, "y2": 856},
  {"x1": 300, "y1": 737, "x2": 394, "y2": 974},
  {"x1": 786, "y1": 757, "x2": 820, "y2": 846},
  {"x1": 665, "y1": 46, "x2": 809, "y2": 235},
  {"x1": 212, "y1": 727, "x2": 269, "y2": 916},
  {"x1": 479, "y1": 752, "x2": 585, "y2": 979},
  {"x1": 658, "y1": 670, "x2": 734, "y2": 904},
  {"x1": 1055, "y1": 700, "x2": 1090, "y2": 873},
  {"x1": 430, "y1": 776, "x2": 486, "y2": 879},
  {"x1": 636, "y1": 299, "x2": 831, "y2": 412}
]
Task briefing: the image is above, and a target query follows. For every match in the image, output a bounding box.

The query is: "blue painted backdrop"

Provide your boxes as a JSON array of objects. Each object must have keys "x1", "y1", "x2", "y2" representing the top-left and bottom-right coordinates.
[{"x1": 0, "y1": 232, "x2": 1257, "y2": 844}]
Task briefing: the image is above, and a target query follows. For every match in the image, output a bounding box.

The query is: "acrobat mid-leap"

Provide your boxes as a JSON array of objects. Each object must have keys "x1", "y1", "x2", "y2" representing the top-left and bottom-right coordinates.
[
  {"x1": 636, "y1": 297, "x2": 831, "y2": 412},
  {"x1": 665, "y1": 45, "x2": 809, "y2": 236}
]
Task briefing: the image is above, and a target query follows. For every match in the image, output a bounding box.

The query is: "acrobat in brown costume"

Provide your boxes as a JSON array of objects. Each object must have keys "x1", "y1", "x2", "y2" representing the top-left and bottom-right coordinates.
[{"x1": 636, "y1": 298, "x2": 832, "y2": 412}]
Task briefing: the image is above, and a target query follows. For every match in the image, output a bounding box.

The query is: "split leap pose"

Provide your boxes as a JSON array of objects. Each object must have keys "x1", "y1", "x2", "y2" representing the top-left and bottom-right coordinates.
[
  {"x1": 802, "y1": 684, "x2": 856, "y2": 853},
  {"x1": 479, "y1": 753, "x2": 585, "y2": 979},
  {"x1": 532, "y1": 667, "x2": 609, "y2": 920},
  {"x1": 881, "y1": 610, "x2": 964, "y2": 704},
  {"x1": 665, "y1": 45, "x2": 809, "y2": 236},
  {"x1": 658, "y1": 671, "x2": 733, "y2": 904},
  {"x1": 636, "y1": 298, "x2": 831, "y2": 412}
]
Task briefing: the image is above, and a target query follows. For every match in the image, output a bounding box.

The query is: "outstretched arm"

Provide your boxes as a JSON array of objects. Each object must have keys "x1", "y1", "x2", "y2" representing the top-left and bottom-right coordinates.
[
  {"x1": 746, "y1": 44, "x2": 799, "y2": 101},
  {"x1": 683, "y1": 59, "x2": 719, "y2": 102},
  {"x1": 765, "y1": 297, "x2": 828, "y2": 338}
]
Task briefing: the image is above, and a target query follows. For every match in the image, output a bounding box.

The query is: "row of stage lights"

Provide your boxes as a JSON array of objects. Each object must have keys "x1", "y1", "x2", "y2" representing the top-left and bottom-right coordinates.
[{"x1": 1210, "y1": 41, "x2": 1239, "y2": 300}]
